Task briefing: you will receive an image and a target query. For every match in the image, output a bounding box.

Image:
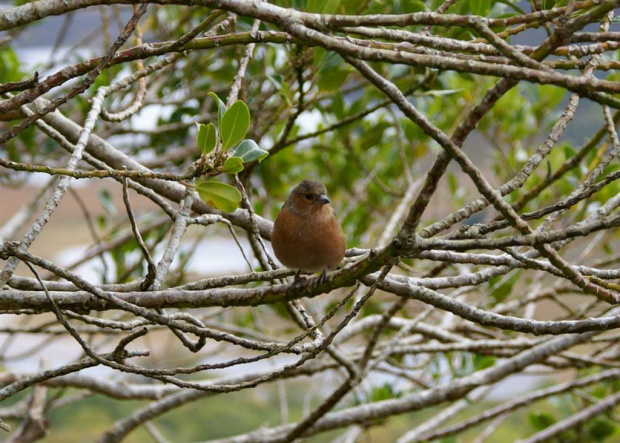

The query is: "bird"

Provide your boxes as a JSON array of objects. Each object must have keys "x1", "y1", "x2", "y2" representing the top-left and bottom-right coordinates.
[{"x1": 271, "y1": 180, "x2": 346, "y2": 283}]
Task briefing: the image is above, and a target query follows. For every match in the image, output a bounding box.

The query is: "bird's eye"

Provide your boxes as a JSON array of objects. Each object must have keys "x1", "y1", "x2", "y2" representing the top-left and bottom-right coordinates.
[{"x1": 304, "y1": 194, "x2": 313, "y2": 200}]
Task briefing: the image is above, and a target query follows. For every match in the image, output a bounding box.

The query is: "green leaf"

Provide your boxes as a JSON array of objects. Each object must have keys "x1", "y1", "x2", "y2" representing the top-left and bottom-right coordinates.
[
  {"x1": 528, "y1": 412, "x2": 556, "y2": 430},
  {"x1": 401, "y1": 0, "x2": 427, "y2": 12},
  {"x1": 208, "y1": 92, "x2": 227, "y2": 127},
  {"x1": 320, "y1": 0, "x2": 340, "y2": 14},
  {"x1": 587, "y1": 418, "x2": 615, "y2": 440},
  {"x1": 306, "y1": 0, "x2": 340, "y2": 13},
  {"x1": 196, "y1": 123, "x2": 216, "y2": 154},
  {"x1": 221, "y1": 101, "x2": 251, "y2": 151},
  {"x1": 488, "y1": 271, "x2": 519, "y2": 303},
  {"x1": 99, "y1": 189, "x2": 117, "y2": 216},
  {"x1": 332, "y1": 92, "x2": 345, "y2": 119},
  {"x1": 267, "y1": 74, "x2": 292, "y2": 106},
  {"x1": 233, "y1": 139, "x2": 269, "y2": 163},
  {"x1": 368, "y1": 383, "x2": 402, "y2": 402},
  {"x1": 473, "y1": 355, "x2": 495, "y2": 370},
  {"x1": 0, "y1": 47, "x2": 23, "y2": 82},
  {"x1": 447, "y1": 172, "x2": 458, "y2": 195},
  {"x1": 195, "y1": 181, "x2": 242, "y2": 212},
  {"x1": 267, "y1": 74, "x2": 284, "y2": 91},
  {"x1": 317, "y1": 70, "x2": 350, "y2": 91},
  {"x1": 96, "y1": 215, "x2": 107, "y2": 230},
  {"x1": 221, "y1": 156, "x2": 244, "y2": 174}
]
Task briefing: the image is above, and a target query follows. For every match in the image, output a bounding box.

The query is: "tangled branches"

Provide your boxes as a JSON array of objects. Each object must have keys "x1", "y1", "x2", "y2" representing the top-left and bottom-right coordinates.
[{"x1": 1, "y1": 0, "x2": 619, "y2": 441}]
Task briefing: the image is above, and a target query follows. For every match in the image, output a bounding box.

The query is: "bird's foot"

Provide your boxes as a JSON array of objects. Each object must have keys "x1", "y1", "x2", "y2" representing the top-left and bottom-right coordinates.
[{"x1": 291, "y1": 270, "x2": 307, "y2": 291}]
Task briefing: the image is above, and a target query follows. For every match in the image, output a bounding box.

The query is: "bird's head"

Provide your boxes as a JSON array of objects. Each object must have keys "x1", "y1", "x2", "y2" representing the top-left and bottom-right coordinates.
[{"x1": 286, "y1": 180, "x2": 332, "y2": 215}]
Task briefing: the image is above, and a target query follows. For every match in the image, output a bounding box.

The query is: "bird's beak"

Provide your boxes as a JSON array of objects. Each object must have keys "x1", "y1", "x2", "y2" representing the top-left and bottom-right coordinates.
[{"x1": 317, "y1": 194, "x2": 330, "y2": 205}]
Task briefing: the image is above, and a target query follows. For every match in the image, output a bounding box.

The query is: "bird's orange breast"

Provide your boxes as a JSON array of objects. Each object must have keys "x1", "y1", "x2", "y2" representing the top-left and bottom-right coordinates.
[{"x1": 272, "y1": 205, "x2": 346, "y2": 272}]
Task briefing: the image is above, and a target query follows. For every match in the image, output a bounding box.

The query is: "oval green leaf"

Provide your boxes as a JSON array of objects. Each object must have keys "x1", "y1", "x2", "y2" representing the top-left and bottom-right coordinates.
[
  {"x1": 98, "y1": 189, "x2": 117, "y2": 216},
  {"x1": 221, "y1": 100, "x2": 250, "y2": 151},
  {"x1": 233, "y1": 139, "x2": 269, "y2": 163},
  {"x1": 208, "y1": 92, "x2": 227, "y2": 128},
  {"x1": 196, "y1": 180, "x2": 242, "y2": 212},
  {"x1": 196, "y1": 123, "x2": 216, "y2": 154},
  {"x1": 317, "y1": 70, "x2": 350, "y2": 91},
  {"x1": 401, "y1": 0, "x2": 427, "y2": 12},
  {"x1": 221, "y1": 156, "x2": 244, "y2": 174}
]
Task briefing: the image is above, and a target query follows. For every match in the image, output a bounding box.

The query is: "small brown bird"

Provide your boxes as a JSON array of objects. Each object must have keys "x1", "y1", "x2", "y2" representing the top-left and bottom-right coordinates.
[{"x1": 271, "y1": 180, "x2": 346, "y2": 281}]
